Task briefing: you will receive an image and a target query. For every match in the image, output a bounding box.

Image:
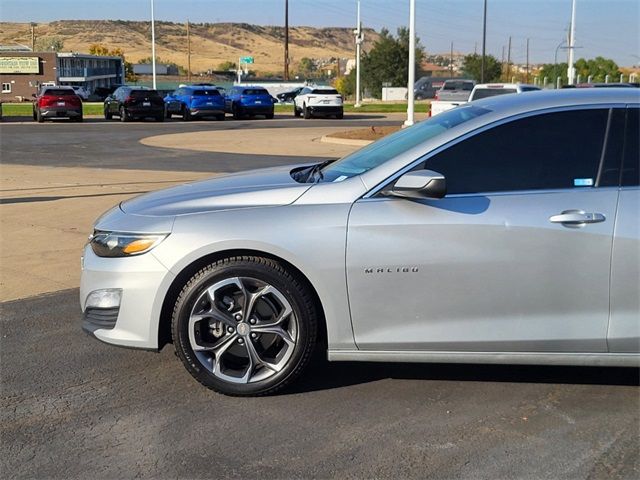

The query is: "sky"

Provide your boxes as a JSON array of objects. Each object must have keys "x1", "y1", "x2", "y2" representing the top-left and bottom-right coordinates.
[{"x1": 1, "y1": 0, "x2": 639, "y2": 66}]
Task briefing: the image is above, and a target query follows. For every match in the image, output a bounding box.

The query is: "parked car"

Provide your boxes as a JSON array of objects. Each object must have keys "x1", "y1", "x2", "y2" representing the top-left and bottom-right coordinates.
[
  {"x1": 430, "y1": 83, "x2": 541, "y2": 117},
  {"x1": 164, "y1": 85, "x2": 225, "y2": 121},
  {"x1": 434, "y1": 79, "x2": 476, "y2": 101},
  {"x1": 277, "y1": 87, "x2": 303, "y2": 103},
  {"x1": 104, "y1": 86, "x2": 165, "y2": 122},
  {"x1": 414, "y1": 76, "x2": 452, "y2": 100},
  {"x1": 32, "y1": 86, "x2": 83, "y2": 123},
  {"x1": 93, "y1": 85, "x2": 124, "y2": 101},
  {"x1": 224, "y1": 86, "x2": 275, "y2": 119},
  {"x1": 293, "y1": 86, "x2": 343, "y2": 119},
  {"x1": 563, "y1": 83, "x2": 635, "y2": 89},
  {"x1": 69, "y1": 85, "x2": 90, "y2": 100},
  {"x1": 80, "y1": 88, "x2": 640, "y2": 396}
]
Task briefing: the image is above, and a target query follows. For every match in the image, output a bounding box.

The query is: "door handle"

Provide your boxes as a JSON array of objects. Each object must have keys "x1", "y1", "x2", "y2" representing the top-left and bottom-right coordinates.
[{"x1": 549, "y1": 209, "x2": 606, "y2": 227}]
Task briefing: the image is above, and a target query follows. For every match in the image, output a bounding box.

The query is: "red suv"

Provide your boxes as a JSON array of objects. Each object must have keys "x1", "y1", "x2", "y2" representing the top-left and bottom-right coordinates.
[{"x1": 33, "y1": 86, "x2": 83, "y2": 122}]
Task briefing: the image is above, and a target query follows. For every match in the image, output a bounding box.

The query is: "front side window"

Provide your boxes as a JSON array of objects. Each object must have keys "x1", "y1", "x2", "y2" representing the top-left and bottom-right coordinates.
[{"x1": 425, "y1": 108, "x2": 611, "y2": 194}]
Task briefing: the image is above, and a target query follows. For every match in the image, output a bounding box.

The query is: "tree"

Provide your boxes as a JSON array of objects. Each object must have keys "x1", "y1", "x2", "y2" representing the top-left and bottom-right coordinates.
[
  {"x1": 462, "y1": 54, "x2": 502, "y2": 82},
  {"x1": 538, "y1": 62, "x2": 568, "y2": 84},
  {"x1": 34, "y1": 36, "x2": 64, "y2": 52},
  {"x1": 296, "y1": 57, "x2": 317, "y2": 79},
  {"x1": 334, "y1": 69, "x2": 356, "y2": 99},
  {"x1": 217, "y1": 61, "x2": 237, "y2": 71},
  {"x1": 89, "y1": 44, "x2": 110, "y2": 56},
  {"x1": 360, "y1": 27, "x2": 425, "y2": 99},
  {"x1": 89, "y1": 43, "x2": 136, "y2": 82},
  {"x1": 538, "y1": 57, "x2": 621, "y2": 85}
]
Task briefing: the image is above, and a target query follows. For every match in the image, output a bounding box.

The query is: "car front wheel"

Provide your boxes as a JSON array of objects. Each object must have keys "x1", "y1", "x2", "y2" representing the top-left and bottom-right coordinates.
[{"x1": 172, "y1": 256, "x2": 318, "y2": 396}]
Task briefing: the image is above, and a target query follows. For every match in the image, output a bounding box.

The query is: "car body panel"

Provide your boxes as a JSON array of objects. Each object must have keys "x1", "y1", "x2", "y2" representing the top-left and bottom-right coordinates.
[
  {"x1": 164, "y1": 86, "x2": 225, "y2": 118},
  {"x1": 225, "y1": 86, "x2": 275, "y2": 117}
]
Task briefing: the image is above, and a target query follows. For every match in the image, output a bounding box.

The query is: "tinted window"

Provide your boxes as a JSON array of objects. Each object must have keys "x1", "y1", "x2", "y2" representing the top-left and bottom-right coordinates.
[
  {"x1": 43, "y1": 88, "x2": 75, "y2": 96},
  {"x1": 243, "y1": 89, "x2": 267, "y2": 95},
  {"x1": 425, "y1": 109, "x2": 610, "y2": 194},
  {"x1": 312, "y1": 88, "x2": 339, "y2": 94},
  {"x1": 472, "y1": 88, "x2": 517, "y2": 99},
  {"x1": 622, "y1": 108, "x2": 639, "y2": 186},
  {"x1": 130, "y1": 90, "x2": 158, "y2": 98},
  {"x1": 520, "y1": 86, "x2": 541, "y2": 92},
  {"x1": 193, "y1": 89, "x2": 220, "y2": 96}
]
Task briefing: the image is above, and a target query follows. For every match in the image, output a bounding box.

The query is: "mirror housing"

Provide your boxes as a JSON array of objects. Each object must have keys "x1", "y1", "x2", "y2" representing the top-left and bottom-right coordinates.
[{"x1": 388, "y1": 170, "x2": 446, "y2": 199}]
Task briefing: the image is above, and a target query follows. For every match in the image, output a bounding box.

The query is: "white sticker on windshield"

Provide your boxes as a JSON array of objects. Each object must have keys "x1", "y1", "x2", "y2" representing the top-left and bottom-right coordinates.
[
  {"x1": 334, "y1": 176, "x2": 348, "y2": 182},
  {"x1": 574, "y1": 178, "x2": 593, "y2": 187}
]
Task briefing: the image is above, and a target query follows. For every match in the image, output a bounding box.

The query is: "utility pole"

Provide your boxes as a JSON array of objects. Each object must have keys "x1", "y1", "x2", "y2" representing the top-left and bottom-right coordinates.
[
  {"x1": 501, "y1": 45, "x2": 505, "y2": 79},
  {"x1": 506, "y1": 36, "x2": 512, "y2": 82},
  {"x1": 150, "y1": 0, "x2": 157, "y2": 89},
  {"x1": 354, "y1": 0, "x2": 363, "y2": 108},
  {"x1": 526, "y1": 38, "x2": 530, "y2": 83},
  {"x1": 284, "y1": 0, "x2": 289, "y2": 81},
  {"x1": 186, "y1": 20, "x2": 191, "y2": 83},
  {"x1": 567, "y1": 0, "x2": 576, "y2": 85},
  {"x1": 404, "y1": 0, "x2": 416, "y2": 127},
  {"x1": 30, "y1": 23, "x2": 36, "y2": 51},
  {"x1": 450, "y1": 41, "x2": 454, "y2": 77},
  {"x1": 481, "y1": 0, "x2": 487, "y2": 83}
]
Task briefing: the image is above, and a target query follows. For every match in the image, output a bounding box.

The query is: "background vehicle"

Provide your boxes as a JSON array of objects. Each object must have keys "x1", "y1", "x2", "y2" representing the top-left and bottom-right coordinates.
[
  {"x1": 70, "y1": 85, "x2": 90, "y2": 100},
  {"x1": 32, "y1": 86, "x2": 83, "y2": 123},
  {"x1": 293, "y1": 86, "x2": 343, "y2": 119},
  {"x1": 93, "y1": 84, "x2": 123, "y2": 101},
  {"x1": 80, "y1": 89, "x2": 640, "y2": 396},
  {"x1": 224, "y1": 86, "x2": 275, "y2": 119},
  {"x1": 164, "y1": 85, "x2": 225, "y2": 121},
  {"x1": 435, "y1": 79, "x2": 476, "y2": 101},
  {"x1": 563, "y1": 83, "x2": 636, "y2": 89},
  {"x1": 104, "y1": 87, "x2": 165, "y2": 122},
  {"x1": 430, "y1": 83, "x2": 541, "y2": 116},
  {"x1": 277, "y1": 87, "x2": 303, "y2": 103},
  {"x1": 413, "y1": 76, "x2": 452, "y2": 100}
]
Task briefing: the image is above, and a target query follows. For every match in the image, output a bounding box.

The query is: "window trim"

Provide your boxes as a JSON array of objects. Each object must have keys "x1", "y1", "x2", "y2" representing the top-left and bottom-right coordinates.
[
  {"x1": 364, "y1": 103, "x2": 626, "y2": 199},
  {"x1": 2, "y1": 82, "x2": 11, "y2": 93}
]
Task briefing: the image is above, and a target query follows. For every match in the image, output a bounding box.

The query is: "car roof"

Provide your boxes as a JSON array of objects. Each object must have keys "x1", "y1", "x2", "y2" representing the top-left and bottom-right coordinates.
[{"x1": 474, "y1": 83, "x2": 537, "y2": 89}]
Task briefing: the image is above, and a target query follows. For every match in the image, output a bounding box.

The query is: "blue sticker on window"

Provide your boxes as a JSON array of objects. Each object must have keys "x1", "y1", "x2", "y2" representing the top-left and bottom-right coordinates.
[{"x1": 574, "y1": 178, "x2": 593, "y2": 187}]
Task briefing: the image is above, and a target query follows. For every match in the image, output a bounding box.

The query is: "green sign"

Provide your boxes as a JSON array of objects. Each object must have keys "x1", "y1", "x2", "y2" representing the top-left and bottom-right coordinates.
[
  {"x1": 0, "y1": 56, "x2": 40, "y2": 74},
  {"x1": 240, "y1": 56, "x2": 254, "y2": 64}
]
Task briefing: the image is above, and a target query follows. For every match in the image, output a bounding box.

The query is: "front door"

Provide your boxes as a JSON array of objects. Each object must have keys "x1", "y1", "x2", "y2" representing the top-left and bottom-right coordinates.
[{"x1": 347, "y1": 107, "x2": 622, "y2": 353}]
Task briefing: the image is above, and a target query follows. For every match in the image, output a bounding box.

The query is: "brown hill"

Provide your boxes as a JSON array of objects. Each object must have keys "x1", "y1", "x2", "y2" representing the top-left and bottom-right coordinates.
[{"x1": 0, "y1": 20, "x2": 380, "y2": 74}]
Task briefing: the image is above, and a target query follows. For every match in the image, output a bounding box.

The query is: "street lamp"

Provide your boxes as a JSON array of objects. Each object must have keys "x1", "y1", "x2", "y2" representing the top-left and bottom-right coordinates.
[
  {"x1": 404, "y1": 0, "x2": 416, "y2": 127},
  {"x1": 150, "y1": 0, "x2": 157, "y2": 89},
  {"x1": 554, "y1": 40, "x2": 566, "y2": 64},
  {"x1": 354, "y1": 0, "x2": 363, "y2": 108}
]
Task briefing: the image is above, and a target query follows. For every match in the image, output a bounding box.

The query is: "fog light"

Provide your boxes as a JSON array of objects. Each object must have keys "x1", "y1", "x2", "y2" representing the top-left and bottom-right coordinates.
[{"x1": 85, "y1": 289, "x2": 122, "y2": 309}]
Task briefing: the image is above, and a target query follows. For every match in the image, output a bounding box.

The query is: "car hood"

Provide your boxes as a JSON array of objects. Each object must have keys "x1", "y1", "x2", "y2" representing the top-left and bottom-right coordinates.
[{"x1": 121, "y1": 165, "x2": 312, "y2": 217}]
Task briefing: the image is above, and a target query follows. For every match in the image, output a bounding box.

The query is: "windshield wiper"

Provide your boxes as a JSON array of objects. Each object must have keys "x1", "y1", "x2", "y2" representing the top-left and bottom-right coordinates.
[{"x1": 306, "y1": 159, "x2": 334, "y2": 183}]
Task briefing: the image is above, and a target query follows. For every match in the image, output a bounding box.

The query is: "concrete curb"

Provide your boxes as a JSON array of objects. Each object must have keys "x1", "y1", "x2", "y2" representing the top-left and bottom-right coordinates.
[{"x1": 319, "y1": 135, "x2": 373, "y2": 146}]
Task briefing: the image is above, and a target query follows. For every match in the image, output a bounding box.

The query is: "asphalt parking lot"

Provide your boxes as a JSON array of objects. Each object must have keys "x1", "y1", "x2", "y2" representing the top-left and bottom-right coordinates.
[{"x1": 1, "y1": 115, "x2": 639, "y2": 479}]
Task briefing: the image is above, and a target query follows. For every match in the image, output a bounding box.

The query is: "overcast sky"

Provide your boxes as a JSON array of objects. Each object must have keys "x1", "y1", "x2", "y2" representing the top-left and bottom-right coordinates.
[{"x1": 2, "y1": 0, "x2": 638, "y2": 66}]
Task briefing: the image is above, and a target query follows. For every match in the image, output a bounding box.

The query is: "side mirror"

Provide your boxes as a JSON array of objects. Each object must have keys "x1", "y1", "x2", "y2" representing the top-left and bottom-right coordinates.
[{"x1": 388, "y1": 170, "x2": 446, "y2": 199}]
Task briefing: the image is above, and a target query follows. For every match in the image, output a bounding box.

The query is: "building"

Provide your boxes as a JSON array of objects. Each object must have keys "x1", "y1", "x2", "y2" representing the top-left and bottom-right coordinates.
[
  {"x1": 0, "y1": 51, "x2": 124, "y2": 101},
  {"x1": 132, "y1": 63, "x2": 179, "y2": 76}
]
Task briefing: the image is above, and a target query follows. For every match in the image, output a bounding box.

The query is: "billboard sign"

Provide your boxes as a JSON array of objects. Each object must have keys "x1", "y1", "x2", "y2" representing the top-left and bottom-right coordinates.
[{"x1": 0, "y1": 57, "x2": 40, "y2": 74}]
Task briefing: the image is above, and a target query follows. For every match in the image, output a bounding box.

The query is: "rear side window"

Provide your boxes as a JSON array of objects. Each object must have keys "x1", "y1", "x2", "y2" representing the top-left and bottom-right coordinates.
[
  {"x1": 426, "y1": 109, "x2": 610, "y2": 194},
  {"x1": 43, "y1": 89, "x2": 75, "y2": 96},
  {"x1": 193, "y1": 89, "x2": 220, "y2": 96},
  {"x1": 312, "y1": 89, "x2": 339, "y2": 95},
  {"x1": 622, "y1": 108, "x2": 639, "y2": 186},
  {"x1": 243, "y1": 89, "x2": 267, "y2": 95},
  {"x1": 472, "y1": 88, "x2": 517, "y2": 99}
]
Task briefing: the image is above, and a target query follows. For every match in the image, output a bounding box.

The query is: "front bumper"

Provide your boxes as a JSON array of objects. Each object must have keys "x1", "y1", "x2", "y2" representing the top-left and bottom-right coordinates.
[{"x1": 80, "y1": 244, "x2": 175, "y2": 350}]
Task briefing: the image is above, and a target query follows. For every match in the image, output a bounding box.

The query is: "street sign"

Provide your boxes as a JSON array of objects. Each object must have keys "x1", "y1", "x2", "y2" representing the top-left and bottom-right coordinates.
[{"x1": 240, "y1": 56, "x2": 254, "y2": 64}]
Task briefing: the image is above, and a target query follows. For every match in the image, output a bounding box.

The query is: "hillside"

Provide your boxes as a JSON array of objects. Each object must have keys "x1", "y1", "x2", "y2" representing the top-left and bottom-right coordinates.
[{"x1": 0, "y1": 20, "x2": 380, "y2": 74}]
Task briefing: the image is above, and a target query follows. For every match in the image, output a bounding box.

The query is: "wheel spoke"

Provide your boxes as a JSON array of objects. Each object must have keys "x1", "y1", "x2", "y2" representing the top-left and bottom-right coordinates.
[
  {"x1": 243, "y1": 285, "x2": 275, "y2": 320},
  {"x1": 251, "y1": 325, "x2": 295, "y2": 347},
  {"x1": 212, "y1": 334, "x2": 239, "y2": 374},
  {"x1": 256, "y1": 303, "x2": 292, "y2": 329}
]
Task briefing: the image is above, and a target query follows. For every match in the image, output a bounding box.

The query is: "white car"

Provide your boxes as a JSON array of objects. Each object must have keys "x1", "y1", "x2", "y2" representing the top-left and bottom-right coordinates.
[
  {"x1": 70, "y1": 85, "x2": 90, "y2": 100},
  {"x1": 294, "y1": 86, "x2": 343, "y2": 119},
  {"x1": 430, "y1": 83, "x2": 541, "y2": 117}
]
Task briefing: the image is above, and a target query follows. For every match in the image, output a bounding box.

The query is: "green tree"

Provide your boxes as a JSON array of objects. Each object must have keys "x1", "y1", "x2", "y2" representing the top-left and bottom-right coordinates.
[
  {"x1": 462, "y1": 54, "x2": 502, "y2": 82},
  {"x1": 360, "y1": 27, "x2": 425, "y2": 99},
  {"x1": 89, "y1": 44, "x2": 136, "y2": 82},
  {"x1": 34, "y1": 36, "x2": 64, "y2": 52},
  {"x1": 538, "y1": 63, "x2": 568, "y2": 84},
  {"x1": 296, "y1": 57, "x2": 317, "y2": 79},
  {"x1": 217, "y1": 61, "x2": 237, "y2": 71},
  {"x1": 334, "y1": 69, "x2": 356, "y2": 98},
  {"x1": 575, "y1": 56, "x2": 621, "y2": 82}
]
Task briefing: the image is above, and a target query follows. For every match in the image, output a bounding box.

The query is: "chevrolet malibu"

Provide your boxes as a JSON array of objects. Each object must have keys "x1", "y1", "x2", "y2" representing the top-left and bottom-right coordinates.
[{"x1": 81, "y1": 89, "x2": 639, "y2": 396}]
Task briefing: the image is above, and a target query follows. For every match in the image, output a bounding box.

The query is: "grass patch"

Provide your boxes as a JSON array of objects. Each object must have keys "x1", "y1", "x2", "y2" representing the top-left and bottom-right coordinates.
[{"x1": 2, "y1": 102, "x2": 104, "y2": 117}]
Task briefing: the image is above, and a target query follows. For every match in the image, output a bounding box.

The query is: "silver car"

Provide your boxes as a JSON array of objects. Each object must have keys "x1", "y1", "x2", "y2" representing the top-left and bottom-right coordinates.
[{"x1": 81, "y1": 89, "x2": 640, "y2": 396}]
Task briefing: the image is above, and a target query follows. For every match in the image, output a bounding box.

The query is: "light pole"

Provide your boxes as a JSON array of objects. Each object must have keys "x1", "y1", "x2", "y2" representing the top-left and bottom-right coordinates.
[
  {"x1": 554, "y1": 40, "x2": 566, "y2": 64},
  {"x1": 150, "y1": 0, "x2": 157, "y2": 89},
  {"x1": 481, "y1": 0, "x2": 487, "y2": 83},
  {"x1": 404, "y1": 0, "x2": 416, "y2": 127},
  {"x1": 354, "y1": 0, "x2": 363, "y2": 108},
  {"x1": 567, "y1": 0, "x2": 576, "y2": 85}
]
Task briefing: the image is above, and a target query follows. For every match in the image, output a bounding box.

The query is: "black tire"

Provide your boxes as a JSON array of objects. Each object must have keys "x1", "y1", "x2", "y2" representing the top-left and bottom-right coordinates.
[
  {"x1": 172, "y1": 256, "x2": 319, "y2": 396},
  {"x1": 104, "y1": 107, "x2": 112, "y2": 120},
  {"x1": 336, "y1": 111, "x2": 344, "y2": 119},
  {"x1": 294, "y1": 105, "x2": 301, "y2": 117},
  {"x1": 33, "y1": 109, "x2": 37, "y2": 121},
  {"x1": 156, "y1": 113, "x2": 165, "y2": 122},
  {"x1": 119, "y1": 106, "x2": 129, "y2": 122},
  {"x1": 232, "y1": 104, "x2": 241, "y2": 120},
  {"x1": 165, "y1": 108, "x2": 172, "y2": 119},
  {"x1": 75, "y1": 114, "x2": 83, "y2": 122},
  {"x1": 266, "y1": 111, "x2": 274, "y2": 119},
  {"x1": 303, "y1": 104, "x2": 311, "y2": 119},
  {"x1": 182, "y1": 105, "x2": 191, "y2": 121},
  {"x1": 216, "y1": 114, "x2": 225, "y2": 121},
  {"x1": 36, "y1": 109, "x2": 44, "y2": 123}
]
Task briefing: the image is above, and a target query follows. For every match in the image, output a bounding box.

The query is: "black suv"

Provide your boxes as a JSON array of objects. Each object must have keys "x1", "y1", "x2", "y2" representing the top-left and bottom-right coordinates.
[{"x1": 104, "y1": 87, "x2": 164, "y2": 122}]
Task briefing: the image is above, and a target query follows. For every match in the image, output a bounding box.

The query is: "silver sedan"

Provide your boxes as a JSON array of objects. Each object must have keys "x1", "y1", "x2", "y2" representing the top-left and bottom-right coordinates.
[{"x1": 81, "y1": 88, "x2": 640, "y2": 396}]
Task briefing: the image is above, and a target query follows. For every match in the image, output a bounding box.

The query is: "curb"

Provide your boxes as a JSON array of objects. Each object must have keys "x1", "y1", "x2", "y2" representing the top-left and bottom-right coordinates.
[{"x1": 319, "y1": 135, "x2": 373, "y2": 146}]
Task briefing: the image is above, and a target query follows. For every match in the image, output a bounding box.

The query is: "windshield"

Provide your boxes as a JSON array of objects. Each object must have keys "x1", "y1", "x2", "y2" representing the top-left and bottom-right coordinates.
[
  {"x1": 472, "y1": 88, "x2": 517, "y2": 99},
  {"x1": 193, "y1": 89, "x2": 220, "y2": 96},
  {"x1": 243, "y1": 89, "x2": 268, "y2": 95},
  {"x1": 316, "y1": 105, "x2": 490, "y2": 182}
]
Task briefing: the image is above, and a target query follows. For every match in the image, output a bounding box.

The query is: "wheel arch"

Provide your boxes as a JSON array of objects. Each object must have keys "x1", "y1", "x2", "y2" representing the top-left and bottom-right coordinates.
[{"x1": 158, "y1": 248, "x2": 328, "y2": 351}]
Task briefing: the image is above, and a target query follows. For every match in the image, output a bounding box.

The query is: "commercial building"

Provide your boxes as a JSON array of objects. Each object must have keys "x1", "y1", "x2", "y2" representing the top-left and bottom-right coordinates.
[
  {"x1": 0, "y1": 51, "x2": 124, "y2": 101},
  {"x1": 132, "y1": 63, "x2": 179, "y2": 76}
]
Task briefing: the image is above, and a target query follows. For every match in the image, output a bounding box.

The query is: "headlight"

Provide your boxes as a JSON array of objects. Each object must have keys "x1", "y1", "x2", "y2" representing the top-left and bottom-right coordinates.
[{"x1": 89, "y1": 231, "x2": 168, "y2": 257}]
